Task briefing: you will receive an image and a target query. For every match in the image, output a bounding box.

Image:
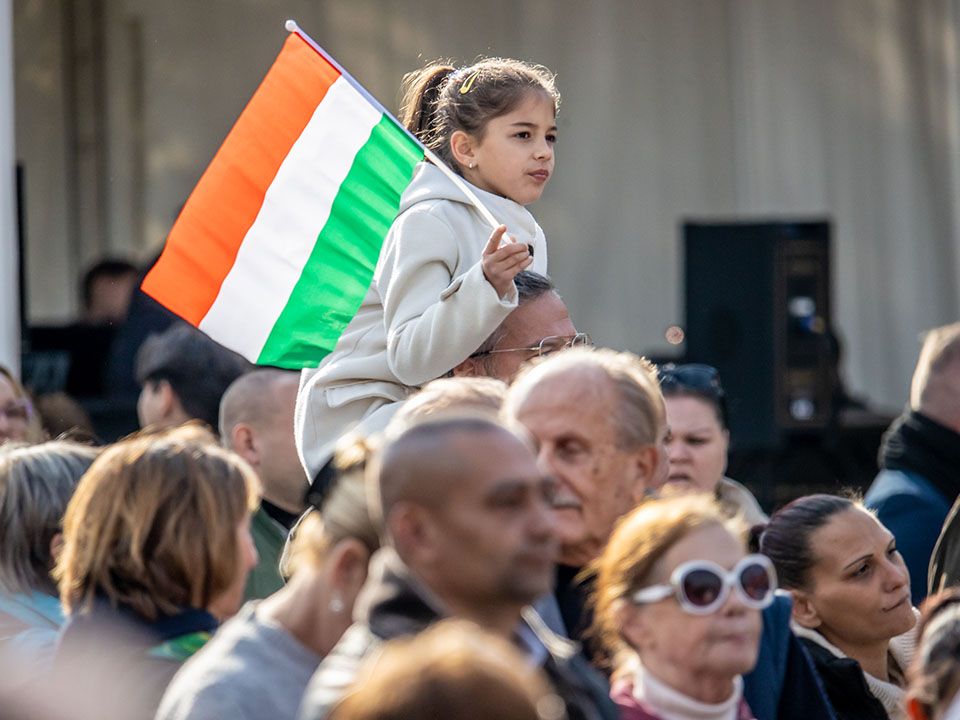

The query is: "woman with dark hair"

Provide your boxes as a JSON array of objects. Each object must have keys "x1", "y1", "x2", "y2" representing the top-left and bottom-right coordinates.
[
  {"x1": 756, "y1": 494, "x2": 918, "y2": 720},
  {"x1": 657, "y1": 364, "x2": 766, "y2": 525}
]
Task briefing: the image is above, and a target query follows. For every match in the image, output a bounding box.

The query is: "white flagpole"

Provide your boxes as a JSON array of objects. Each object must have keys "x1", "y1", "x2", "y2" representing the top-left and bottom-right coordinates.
[
  {"x1": 0, "y1": 0, "x2": 19, "y2": 376},
  {"x1": 284, "y1": 20, "x2": 503, "y2": 234}
]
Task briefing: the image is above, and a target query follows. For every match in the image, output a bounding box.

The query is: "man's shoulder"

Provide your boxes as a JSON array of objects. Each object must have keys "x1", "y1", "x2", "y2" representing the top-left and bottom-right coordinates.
[
  {"x1": 865, "y1": 468, "x2": 949, "y2": 512},
  {"x1": 297, "y1": 623, "x2": 381, "y2": 720}
]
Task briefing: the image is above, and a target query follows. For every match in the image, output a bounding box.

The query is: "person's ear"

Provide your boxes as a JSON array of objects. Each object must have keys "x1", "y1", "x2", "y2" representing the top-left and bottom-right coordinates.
[
  {"x1": 387, "y1": 503, "x2": 437, "y2": 564},
  {"x1": 154, "y1": 379, "x2": 185, "y2": 423},
  {"x1": 230, "y1": 423, "x2": 259, "y2": 467},
  {"x1": 326, "y1": 538, "x2": 371, "y2": 605},
  {"x1": 449, "y1": 130, "x2": 479, "y2": 170},
  {"x1": 630, "y1": 445, "x2": 660, "y2": 503},
  {"x1": 451, "y1": 357, "x2": 483, "y2": 378},
  {"x1": 790, "y1": 589, "x2": 822, "y2": 629}
]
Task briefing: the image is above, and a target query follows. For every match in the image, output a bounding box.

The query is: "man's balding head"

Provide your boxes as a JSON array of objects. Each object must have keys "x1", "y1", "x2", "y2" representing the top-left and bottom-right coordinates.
[
  {"x1": 374, "y1": 416, "x2": 512, "y2": 522},
  {"x1": 219, "y1": 369, "x2": 299, "y2": 443},
  {"x1": 506, "y1": 348, "x2": 665, "y2": 451},
  {"x1": 504, "y1": 348, "x2": 666, "y2": 566},
  {"x1": 219, "y1": 369, "x2": 305, "y2": 512},
  {"x1": 911, "y1": 323, "x2": 960, "y2": 430},
  {"x1": 372, "y1": 415, "x2": 557, "y2": 611}
]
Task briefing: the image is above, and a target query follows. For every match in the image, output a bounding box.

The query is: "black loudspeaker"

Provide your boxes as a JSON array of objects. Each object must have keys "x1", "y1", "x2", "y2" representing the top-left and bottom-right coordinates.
[{"x1": 684, "y1": 221, "x2": 835, "y2": 450}]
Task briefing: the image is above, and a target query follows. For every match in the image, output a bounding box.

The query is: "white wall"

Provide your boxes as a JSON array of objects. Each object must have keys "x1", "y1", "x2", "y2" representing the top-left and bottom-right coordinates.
[{"x1": 13, "y1": 0, "x2": 960, "y2": 409}]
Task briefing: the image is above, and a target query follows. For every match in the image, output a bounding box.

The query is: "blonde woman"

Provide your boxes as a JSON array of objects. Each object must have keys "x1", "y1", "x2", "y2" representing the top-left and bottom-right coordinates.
[
  {"x1": 592, "y1": 495, "x2": 774, "y2": 720},
  {"x1": 157, "y1": 437, "x2": 380, "y2": 720},
  {"x1": 52, "y1": 425, "x2": 259, "y2": 719}
]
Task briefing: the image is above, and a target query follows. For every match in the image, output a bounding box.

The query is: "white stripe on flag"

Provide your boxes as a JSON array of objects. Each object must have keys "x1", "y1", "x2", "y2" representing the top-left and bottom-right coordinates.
[{"x1": 199, "y1": 77, "x2": 382, "y2": 361}]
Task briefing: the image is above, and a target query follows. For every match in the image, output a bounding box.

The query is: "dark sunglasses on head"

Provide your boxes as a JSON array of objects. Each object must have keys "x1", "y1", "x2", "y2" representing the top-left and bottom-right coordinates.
[
  {"x1": 631, "y1": 554, "x2": 777, "y2": 615},
  {"x1": 657, "y1": 363, "x2": 723, "y2": 394}
]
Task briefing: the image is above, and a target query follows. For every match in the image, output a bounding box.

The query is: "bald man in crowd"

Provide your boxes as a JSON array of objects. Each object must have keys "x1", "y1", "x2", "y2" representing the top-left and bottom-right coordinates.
[
  {"x1": 220, "y1": 369, "x2": 307, "y2": 599},
  {"x1": 503, "y1": 348, "x2": 666, "y2": 643},
  {"x1": 298, "y1": 415, "x2": 615, "y2": 720},
  {"x1": 870, "y1": 322, "x2": 960, "y2": 601}
]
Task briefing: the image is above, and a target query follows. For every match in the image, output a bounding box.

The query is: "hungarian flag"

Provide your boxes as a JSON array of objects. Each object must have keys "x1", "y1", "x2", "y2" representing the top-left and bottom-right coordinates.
[{"x1": 142, "y1": 28, "x2": 423, "y2": 369}]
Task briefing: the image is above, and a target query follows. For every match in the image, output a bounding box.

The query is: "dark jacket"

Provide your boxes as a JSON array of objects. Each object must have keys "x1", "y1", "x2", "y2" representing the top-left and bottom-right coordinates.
[
  {"x1": 743, "y1": 594, "x2": 838, "y2": 720},
  {"x1": 798, "y1": 638, "x2": 890, "y2": 720},
  {"x1": 865, "y1": 410, "x2": 960, "y2": 605},
  {"x1": 49, "y1": 600, "x2": 218, "y2": 720},
  {"x1": 296, "y1": 548, "x2": 617, "y2": 720}
]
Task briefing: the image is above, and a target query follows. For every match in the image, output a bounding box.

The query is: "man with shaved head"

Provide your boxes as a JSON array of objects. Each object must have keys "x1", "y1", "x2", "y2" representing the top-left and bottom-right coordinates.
[
  {"x1": 298, "y1": 415, "x2": 616, "y2": 720},
  {"x1": 220, "y1": 369, "x2": 306, "y2": 599}
]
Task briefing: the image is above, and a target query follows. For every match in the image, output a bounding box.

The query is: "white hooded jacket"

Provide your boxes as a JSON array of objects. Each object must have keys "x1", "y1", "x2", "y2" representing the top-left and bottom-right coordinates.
[{"x1": 294, "y1": 162, "x2": 548, "y2": 477}]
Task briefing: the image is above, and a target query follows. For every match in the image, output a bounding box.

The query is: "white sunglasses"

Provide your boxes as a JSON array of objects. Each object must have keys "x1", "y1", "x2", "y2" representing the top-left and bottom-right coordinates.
[{"x1": 631, "y1": 554, "x2": 777, "y2": 615}]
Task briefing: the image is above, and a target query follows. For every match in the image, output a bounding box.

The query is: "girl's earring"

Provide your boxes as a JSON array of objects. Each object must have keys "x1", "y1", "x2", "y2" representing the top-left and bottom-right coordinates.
[
  {"x1": 330, "y1": 593, "x2": 345, "y2": 614},
  {"x1": 468, "y1": 162, "x2": 475, "y2": 169}
]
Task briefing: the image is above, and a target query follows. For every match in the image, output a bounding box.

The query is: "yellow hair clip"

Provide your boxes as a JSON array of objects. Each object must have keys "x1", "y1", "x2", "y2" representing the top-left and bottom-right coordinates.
[{"x1": 459, "y1": 69, "x2": 481, "y2": 95}]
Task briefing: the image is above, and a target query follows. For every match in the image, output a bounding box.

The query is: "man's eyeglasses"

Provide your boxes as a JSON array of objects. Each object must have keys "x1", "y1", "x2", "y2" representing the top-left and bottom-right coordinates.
[{"x1": 470, "y1": 333, "x2": 592, "y2": 359}]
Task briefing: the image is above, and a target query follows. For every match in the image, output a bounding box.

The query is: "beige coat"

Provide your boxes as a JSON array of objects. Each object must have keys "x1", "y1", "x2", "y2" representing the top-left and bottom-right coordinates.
[
  {"x1": 294, "y1": 162, "x2": 548, "y2": 478},
  {"x1": 716, "y1": 477, "x2": 768, "y2": 528}
]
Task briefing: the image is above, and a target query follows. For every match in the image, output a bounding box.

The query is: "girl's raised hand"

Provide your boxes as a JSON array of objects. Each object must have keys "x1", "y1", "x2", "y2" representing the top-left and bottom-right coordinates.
[{"x1": 481, "y1": 225, "x2": 533, "y2": 298}]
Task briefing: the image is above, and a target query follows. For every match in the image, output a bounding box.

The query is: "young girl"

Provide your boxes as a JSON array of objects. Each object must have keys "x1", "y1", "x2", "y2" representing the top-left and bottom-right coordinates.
[{"x1": 295, "y1": 58, "x2": 560, "y2": 479}]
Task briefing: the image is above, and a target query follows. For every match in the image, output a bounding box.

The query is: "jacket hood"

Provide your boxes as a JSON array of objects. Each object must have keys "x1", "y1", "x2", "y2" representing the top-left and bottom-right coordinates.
[{"x1": 397, "y1": 162, "x2": 541, "y2": 241}]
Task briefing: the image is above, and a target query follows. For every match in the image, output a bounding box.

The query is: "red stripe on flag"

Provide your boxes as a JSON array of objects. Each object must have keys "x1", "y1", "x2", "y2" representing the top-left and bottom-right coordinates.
[{"x1": 142, "y1": 34, "x2": 340, "y2": 326}]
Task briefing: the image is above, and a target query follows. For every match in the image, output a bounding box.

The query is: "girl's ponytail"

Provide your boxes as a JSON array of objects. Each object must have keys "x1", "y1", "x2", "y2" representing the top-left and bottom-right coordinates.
[{"x1": 399, "y1": 63, "x2": 455, "y2": 141}]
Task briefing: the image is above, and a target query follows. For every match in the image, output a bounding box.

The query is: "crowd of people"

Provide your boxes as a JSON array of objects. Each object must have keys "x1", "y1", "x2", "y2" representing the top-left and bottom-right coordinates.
[{"x1": 3, "y1": 54, "x2": 960, "y2": 720}]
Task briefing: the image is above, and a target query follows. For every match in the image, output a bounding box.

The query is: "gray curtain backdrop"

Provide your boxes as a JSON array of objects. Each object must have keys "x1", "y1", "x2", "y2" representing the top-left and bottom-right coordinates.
[{"x1": 14, "y1": 0, "x2": 960, "y2": 409}]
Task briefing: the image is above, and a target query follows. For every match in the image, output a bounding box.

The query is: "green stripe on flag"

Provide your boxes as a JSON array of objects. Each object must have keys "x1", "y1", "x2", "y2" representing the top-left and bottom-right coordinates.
[{"x1": 257, "y1": 116, "x2": 422, "y2": 368}]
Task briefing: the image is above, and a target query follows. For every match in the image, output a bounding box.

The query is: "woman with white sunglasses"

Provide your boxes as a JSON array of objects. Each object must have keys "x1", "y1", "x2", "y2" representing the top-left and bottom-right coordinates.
[
  {"x1": 756, "y1": 494, "x2": 917, "y2": 720},
  {"x1": 591, "y1": 494, "x2": 774, "y2": 720}
]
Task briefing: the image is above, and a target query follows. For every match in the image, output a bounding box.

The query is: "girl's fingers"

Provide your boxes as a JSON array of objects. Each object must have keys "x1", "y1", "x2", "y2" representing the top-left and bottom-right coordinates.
[
  {"x1": 483, "y1": 225, "x2": 509, "y2": 256},
  {"x1": 488, "y1": 243, "x2": 530, "y2": 264}
]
